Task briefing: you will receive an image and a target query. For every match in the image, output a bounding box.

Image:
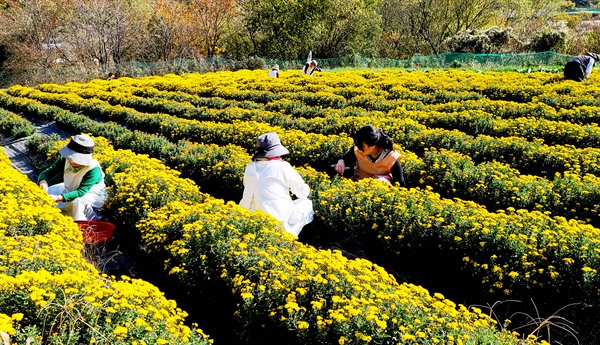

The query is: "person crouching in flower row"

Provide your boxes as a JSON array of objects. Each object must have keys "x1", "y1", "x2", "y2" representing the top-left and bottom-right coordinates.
[
  {"x1": 334, "y1": 125, "x2": 405, "y2": 186},
  {"x1": 38, "y1": 134, "x2": 108, "y2": 221},
  {"x1": 239, "y1": 132, "x2": 314, "y2": 236}
]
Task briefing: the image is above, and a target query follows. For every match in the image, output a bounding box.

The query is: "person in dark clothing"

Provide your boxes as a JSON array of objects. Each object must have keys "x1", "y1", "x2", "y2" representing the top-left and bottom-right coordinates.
[
  {"x1": 334, "y1": 125, "x2": 405, "y2": 186},
  {"x1": 564, "y1": 52, "x2": 600, "y2": 81}
]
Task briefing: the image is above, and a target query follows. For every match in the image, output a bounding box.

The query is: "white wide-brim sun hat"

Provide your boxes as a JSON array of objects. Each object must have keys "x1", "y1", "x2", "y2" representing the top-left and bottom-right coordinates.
[{"x1": 58, "y1": 134, "x2": 95, "y2": 165}]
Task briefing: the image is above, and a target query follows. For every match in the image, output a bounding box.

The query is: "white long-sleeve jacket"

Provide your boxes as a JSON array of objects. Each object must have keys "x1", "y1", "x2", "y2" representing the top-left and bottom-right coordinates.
[{"x1": 239, "y1": 160, "x2": 314, "y2": 236}]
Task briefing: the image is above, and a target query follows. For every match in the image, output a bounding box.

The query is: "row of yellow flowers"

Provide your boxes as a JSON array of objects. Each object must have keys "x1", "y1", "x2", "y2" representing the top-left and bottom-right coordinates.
[
  {"x1": 0, "y1": 108, "x2": 35, "y2": 139},
  {"x1": 34, "y1": 78, "x2": 600, "y2": 151},
  {"x1": 77, "y1": 69, "x2": 552, "y2": 104},
  {"x1": 2, "y1": 113, "x2": 535, "y2": 343},
  {"x1": 13, "y1": 82, "x2": 600, "y2": 183},
  {"x1": 0, "y1": 92, "x2": 250, "y2": 201},
  {"x1": 87, "y1": 135, "x2": 542, "y2": 344},
  {"x1": 69, "y1": 68, "x2": 600, "y2": 112},
  {"x1": 427, "y1": 100, "x2": 600, "y2": 126},
  {"x1": 4, "y1": 86, "x2": 351, "y2": 171},
  {"x1": 416, "y1": 148, "x2": 600, "y2": 228},
  {"x1": 2, "y1": 92, "x2": 600, "y2": 327},
  {"x1": 397, "y1": 108, "x2": 600, "y2": 149},
  {"x1": 0, "y1": 146, "x2": 212, "y2": 344},
  {"x1": 47, "y1": 72, "x2": 600, "y2": 127},
  {"x1": 5, "y1": 87, "x2": 600, "y2": 229}
]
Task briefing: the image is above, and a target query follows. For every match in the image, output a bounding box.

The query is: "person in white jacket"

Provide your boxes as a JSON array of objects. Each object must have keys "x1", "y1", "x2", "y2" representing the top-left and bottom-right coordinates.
[{"x1": 239, "y1": 132, "x2": 314, "y2": 236}]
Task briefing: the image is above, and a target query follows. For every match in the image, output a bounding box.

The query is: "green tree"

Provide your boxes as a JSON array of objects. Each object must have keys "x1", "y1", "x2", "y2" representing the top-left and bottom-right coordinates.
[
  {"x1": 237, "y1": 0, "x2": 321, "y2": 60},
  {"x1": 311, "y1": 0, "x2": 382, "y2": 58},
  {"x1": 235, "y1": 0, "x2": 381, "y2": 60}
]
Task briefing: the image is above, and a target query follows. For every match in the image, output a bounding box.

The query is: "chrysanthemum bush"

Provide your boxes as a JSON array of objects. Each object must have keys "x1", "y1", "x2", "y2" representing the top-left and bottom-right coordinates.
[
  {"x1": 87, "y1": 136, "x2": 543, "y2": 344},
  {"x1": 139, "y1": 202, "x2": 536, "y2": 344},
  {"x1": 4, "y1": 86, "x2": 351, "y2": 171},
  {"x1": 8, "y1": 83, "x2": 600, "y2": 228},
  {"x1": 0, "y1": 149, "x2": 212, "y2": 345},
  {"x1": 314, "y1": 177, "x2": 600, "y2": 304},
  {"x1": 60, "y1": 77, "x2": 600, "y2": 151},
  {"x1": 36, "y1": 68, "x2": 600, "y2": 127},
  {"x1": 8, "y1": 85, "x2": 599, "y2": 230},
  {"x1": 0, "y1": 91, "x2": 248, "y2": 195},
  {"x1": 5, "y1": 68, "x2": 600, "y2": 340},
  {"x1": 412, "y1": 148, "x2": 600, "y2": 227},
  {"x1": 0, "y1": 108, "x2": 35, "y2": 139},
  {"x1": 3, "y1": 93, "x2": 600, "y2": 317}
]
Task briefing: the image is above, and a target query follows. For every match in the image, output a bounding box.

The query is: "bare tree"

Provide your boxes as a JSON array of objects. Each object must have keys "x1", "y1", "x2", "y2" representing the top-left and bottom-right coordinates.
[
  {"x1": 65, "y1": 0, "x2": 149, "y2": 68},
  {"x1": 411, "y1": 0, "x2": 453, "y2": 54},
  {"x1": 492, "y1": 0, "x2": 570, "y2": 28},
  {"x1": 379, "y1": 0, "x2": 452, "y2": 57},
  {"x1": 189, "y1": 0, "x2": 240, "y2": 57},
  {"x1": 0, "y1": 0, "x2": 72, "y2": 69},
  {"x1": 448, "y1": 0, "x2": 500, "y2": 35},
  {"x1": 380, "y1": 0, "x2": 570, "y2": 58},
  {"x1": 144, "y1": 0, "x2": 198, "y2": 61}
]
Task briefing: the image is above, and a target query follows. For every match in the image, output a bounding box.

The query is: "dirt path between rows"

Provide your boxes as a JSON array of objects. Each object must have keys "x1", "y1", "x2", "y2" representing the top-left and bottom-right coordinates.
[{"x1": 2, "y1": 120, "x2": 71, "y2": 180}]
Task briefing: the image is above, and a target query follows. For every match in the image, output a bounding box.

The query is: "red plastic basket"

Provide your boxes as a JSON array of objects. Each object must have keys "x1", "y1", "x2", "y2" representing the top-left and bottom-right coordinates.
[{"x1": 76, "y1": 221, "x2": 116, "y2": 244}]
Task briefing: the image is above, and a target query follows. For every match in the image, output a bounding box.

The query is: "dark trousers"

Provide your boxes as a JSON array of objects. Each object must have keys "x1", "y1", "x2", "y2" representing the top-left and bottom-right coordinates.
[{"x1": 564, "y1": 60, "x2": 585, "y2": 82}]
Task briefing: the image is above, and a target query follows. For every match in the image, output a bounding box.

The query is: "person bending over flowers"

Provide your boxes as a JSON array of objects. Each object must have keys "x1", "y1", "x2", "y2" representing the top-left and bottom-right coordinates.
[
  {"x1": 38, "y1": 134, "x2": 107, "y2": 221},
  {"x1": 334, "y1": 125, "x2": 405, "y2": 186}
]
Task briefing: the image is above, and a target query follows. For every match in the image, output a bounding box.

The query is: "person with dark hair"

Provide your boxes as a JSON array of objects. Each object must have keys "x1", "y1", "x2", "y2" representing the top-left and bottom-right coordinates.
[
  {"x1": 302, "y1": 60, "x2": 321, "y2": 75},
  {"x1": 107, "y1": 72, "x2": 116, "y2": 80},
  {"x1": 38, "y1": 134, "x2": 107, "y2": 221},
  {"x1": 239, "y1": 132, "x2": 314, "y2": 236},
  {"x1": 334, "y1": 125, "x2": 405, "y2": 186},
  {"x1": 564, "y1": 52, "x2": 600, "y2": 82}
]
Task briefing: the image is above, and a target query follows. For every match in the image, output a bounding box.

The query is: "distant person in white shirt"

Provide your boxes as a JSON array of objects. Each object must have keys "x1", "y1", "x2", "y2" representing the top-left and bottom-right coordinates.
[
  {"x1": 302, "y1": 60, "x2": 321, "y2": 75},
  {"x1": 239, "y1": 132, "x2": 314, "y2": 236},
  {"x1": 564, "y1": 52, "x2": 600, "y2": 82},
  {"x1": 268, "y1": 64, "x2": 280, "y2": 78}
]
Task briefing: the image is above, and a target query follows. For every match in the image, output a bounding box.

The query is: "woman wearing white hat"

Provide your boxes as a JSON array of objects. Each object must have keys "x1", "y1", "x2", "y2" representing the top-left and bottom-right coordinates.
[
  {"x1": 38, "y1": 134, "x2": 107, "y2": 221},
  {"x1": 268, "y1": 64, "x2": 280, "y2": 78},
  {"x1": 239, "y1": 132, "x2": 314, "y2": 236}
]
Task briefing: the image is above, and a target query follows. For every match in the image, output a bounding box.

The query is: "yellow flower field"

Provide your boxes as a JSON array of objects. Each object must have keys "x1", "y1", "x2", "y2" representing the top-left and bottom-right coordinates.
[{"x1": 3, "y1": 67, "x2": 600, "y2": 343}]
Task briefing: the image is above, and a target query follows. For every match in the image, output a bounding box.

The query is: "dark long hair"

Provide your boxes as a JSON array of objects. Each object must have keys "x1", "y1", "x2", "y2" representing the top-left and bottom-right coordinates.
[
  {"x1": 251, "y1": 147, "x2": 266, "y2": 161},
  {"x1": 353, "y1": 125, "x2": 394, "y2": 150}
]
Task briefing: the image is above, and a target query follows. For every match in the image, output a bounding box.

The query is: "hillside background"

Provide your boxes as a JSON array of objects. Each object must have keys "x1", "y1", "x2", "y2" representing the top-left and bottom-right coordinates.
[{"x1": 1, "y1": 0, "x2": 600, "y2": 85}]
